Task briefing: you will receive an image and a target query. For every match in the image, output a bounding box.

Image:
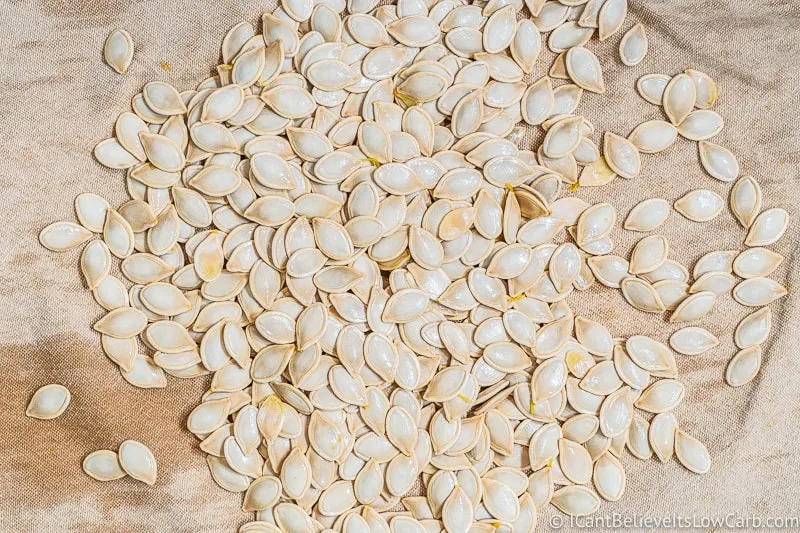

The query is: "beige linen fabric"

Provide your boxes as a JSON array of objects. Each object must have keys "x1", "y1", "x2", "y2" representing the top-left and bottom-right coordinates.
[{"x1": 1, "y1": 0, "x2": 799, "y2": 531}]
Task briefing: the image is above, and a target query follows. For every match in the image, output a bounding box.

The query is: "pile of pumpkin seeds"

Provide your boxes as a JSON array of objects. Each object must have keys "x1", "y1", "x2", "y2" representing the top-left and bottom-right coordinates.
[{"x1": 35, "y1": 0, "x2": 790, "y2": 529}]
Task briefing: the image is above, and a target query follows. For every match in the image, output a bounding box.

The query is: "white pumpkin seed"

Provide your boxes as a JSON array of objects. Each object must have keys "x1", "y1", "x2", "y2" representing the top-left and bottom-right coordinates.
[
  {"x1": 674, "y1": 430, "x2": 711, "y2": 474},
  {"x1": 734, "y1": 308, "x2": 771, "y2": 349},
  {"x1": 636, "y1": 73, "x2": 670, "y2": 105},
  {"x1": 628, "y1": 120, "x2": 677, "y2": 154},
  {"x1": 118, "y1": 440, "x2": 158, "y2": 485},
  {"x1": 104, "y1": 29, "x2": 134, "y2": 74},
  {"x1": 729, "y1": 175, "x2": 762, "y2": 229},
  {"x1": 649, "y1": 412, "x2": 677, "y2": 462},
  {"x1": 521, "y1": 77, "x2": 554, "y2": 126},
  {"x1": 550, "y1": 485, "x2": 600, "y2": 516},
  {"x1": 629, "y1": 235, "x2": 669, "y2": 275},
  {"x1": 669, "y1": 327, "x2": 719, "y2": 356},
  {"x1": 663, "y1": 74, "x2": 696, "y2": 126},
  {"x1": 745, "y1": 208, "x2": 789, "y2": 246},
  {"x1": 603, "y1": 132, "x2": 640, "y2": 179},
  {"x1": 83, "y1": 450, "x2": 127, "y2": 481},
  {"x1": 685, "y1": 69, "x2": 718, "y2": 109},
  {"x1": 598, "y1": 0, "x2": 627, "y2": 40},
  {"x1": 677, "y1": 110, "x2": 724, "y2": 140},
  {"x1": 624, "y1": 198, "x2": 670, "y2": 232},
  {"x1": 26, "y1": 384, "x2": 71, "y2": 420},
  {"x1": 674, "y1": 189, "x2": 724, "y2": 222},
  {"x1": 698, "y1": 141, "x2": 739, "y2": 182},
  {"x1": 725, "y1": 346, "x2": 762, "y2": 387},
  {"x1": 618, "y1": 23, "x2": 647, "y2": 66},
  {"x1": 565, "y1": 47, "x2": 605, "y2": 94},
  {"x1": 732, "y1": 277, "x2": 788, "y2": 307},
  {"x1": 670, "y1": 291, "x2": 715, "y2": 323}
]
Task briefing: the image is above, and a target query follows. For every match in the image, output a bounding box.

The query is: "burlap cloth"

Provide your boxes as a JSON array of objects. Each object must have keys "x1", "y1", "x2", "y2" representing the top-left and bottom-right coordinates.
[{"x1": 1, "y1": 0, "x2": 799, "y2": 531}]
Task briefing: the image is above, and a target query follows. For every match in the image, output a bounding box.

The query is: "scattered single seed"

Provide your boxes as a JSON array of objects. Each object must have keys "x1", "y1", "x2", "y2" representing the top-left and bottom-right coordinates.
[
  {"x1": 669, "y1": 327, "x2": 719, "y2": 356},
  {"x1": 699, "y1": 141, "x2": 739, "y2": 182},
  {"x1": 619, "y1": 24, "x2": 648, "y2": 66},
  {"x1": 674, "y1": 189, "x2": 724, "y2": 222},
  {"x1": 637, "y1": 73, "x2": 671, "y2": 105},
  {"x1": 725, "y1": 346, "x2": 762, "y2": 387},
  {"x1": 83, "y1": 450, "x2": 127, "y2": 482},
  {"x1": 663, "y1": 74, "x2": 696, "y2": 126},
  {"x1": 26, "y1": 384, "x2": 71, "y2": 420},
  {"x1": 118, "y1": 440, "x2": 158, "y2": 485},
  {"x1": 735, "y1": 307, "x2": 771, "y2": 349},
  {"x1": 104, "y1": 29, "x2": 134, "y2": 74},
  {"x1": 624, "y1": 198, "x2": 671, "y2": 232}
]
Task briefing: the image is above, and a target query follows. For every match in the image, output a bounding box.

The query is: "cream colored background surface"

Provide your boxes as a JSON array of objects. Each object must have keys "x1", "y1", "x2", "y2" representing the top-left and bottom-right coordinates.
[{"x1": 1, "y1": 0, "x2": 799, "y2": 531}]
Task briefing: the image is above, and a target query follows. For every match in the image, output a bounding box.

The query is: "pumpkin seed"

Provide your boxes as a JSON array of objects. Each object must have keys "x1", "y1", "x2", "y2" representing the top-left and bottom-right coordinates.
[
  {"x1": 118, "y1": 440, "x2": 158, "y2": 485},
  {"x1": 685, "y1": 69, "x2": 718, "y2": 109},
  {"x1": 729, "y1": 175, "x2": 762, "y2": 229},
  {"x1": 604, "y1": 132, "x2": 640, "y2": 179},
  {"x1": 26, "y1": 384, "x2": 71, "y2": 420},
  {"x1": 104, "y1": 29, "x2": 134, "y2": 74},
  {"x1": 551, "y1": 485, "x2": 600, "y2": 516},
  {"x1": 677, "y1": 110, "x2": 724, "y2": 140},
  {"x1": 698, "y1": 141, "x2": 739, "y2": 182},
  {"x1": 624, "y1": 198, "x2": 670, "y2": 231},
  {"x1": 649, "y1": 412, "x2": 677, "y2": 463},
  {"x1": 732, "y1": 277, "x2": 788, "y2": 307},
  {"x1": 619, "y1": 23, "x2": 647, "y2": 66},
  {"x1": 629, "y1": 235, "x2": 669, "y2": 275},
  {"x1": 734, "y1": 308, "x2": 771, "y2": 349},
  {"x1": 565, "y1": 47, "x2": 605, "y2": 93},
  {"x1": 598, "y1": 0, "x2": 627, "y2": 40},
  {"x1": 733, "y1": 247, "x2": 783, "y2": 279},
  {"x1": 674, "y1": 430, "x2": 711, "y2": 474},
  {"x1": 628, "y1": 120, "x2": 677, "y2": 154},
  {"x1": 669, "y1": 327, "x2": 719, "y2": 356},
  {"x1": 83, "y1": 450, "x2": 127, "y2": 482},
  {"x1": 636, "y1": 73, "x2": 671, "y2": 105},
  {"x1": 674, "y1": 189, "x2": 724, "y2": 222},
  {"x1": 663, "y1": 74, "x2": 696, "y2": 126},
  {"x1": 725, "y1": 346, "x2": 762, "y2": 387},
  {"x1": 745, "y1": 208, "x2": 789, "y2": 246}
]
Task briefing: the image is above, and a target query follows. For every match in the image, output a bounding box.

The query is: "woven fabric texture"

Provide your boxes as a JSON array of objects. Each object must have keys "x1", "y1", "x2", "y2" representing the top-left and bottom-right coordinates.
[{"x1": 0, "y1": 0, "x2": 798, "y2": 531}]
